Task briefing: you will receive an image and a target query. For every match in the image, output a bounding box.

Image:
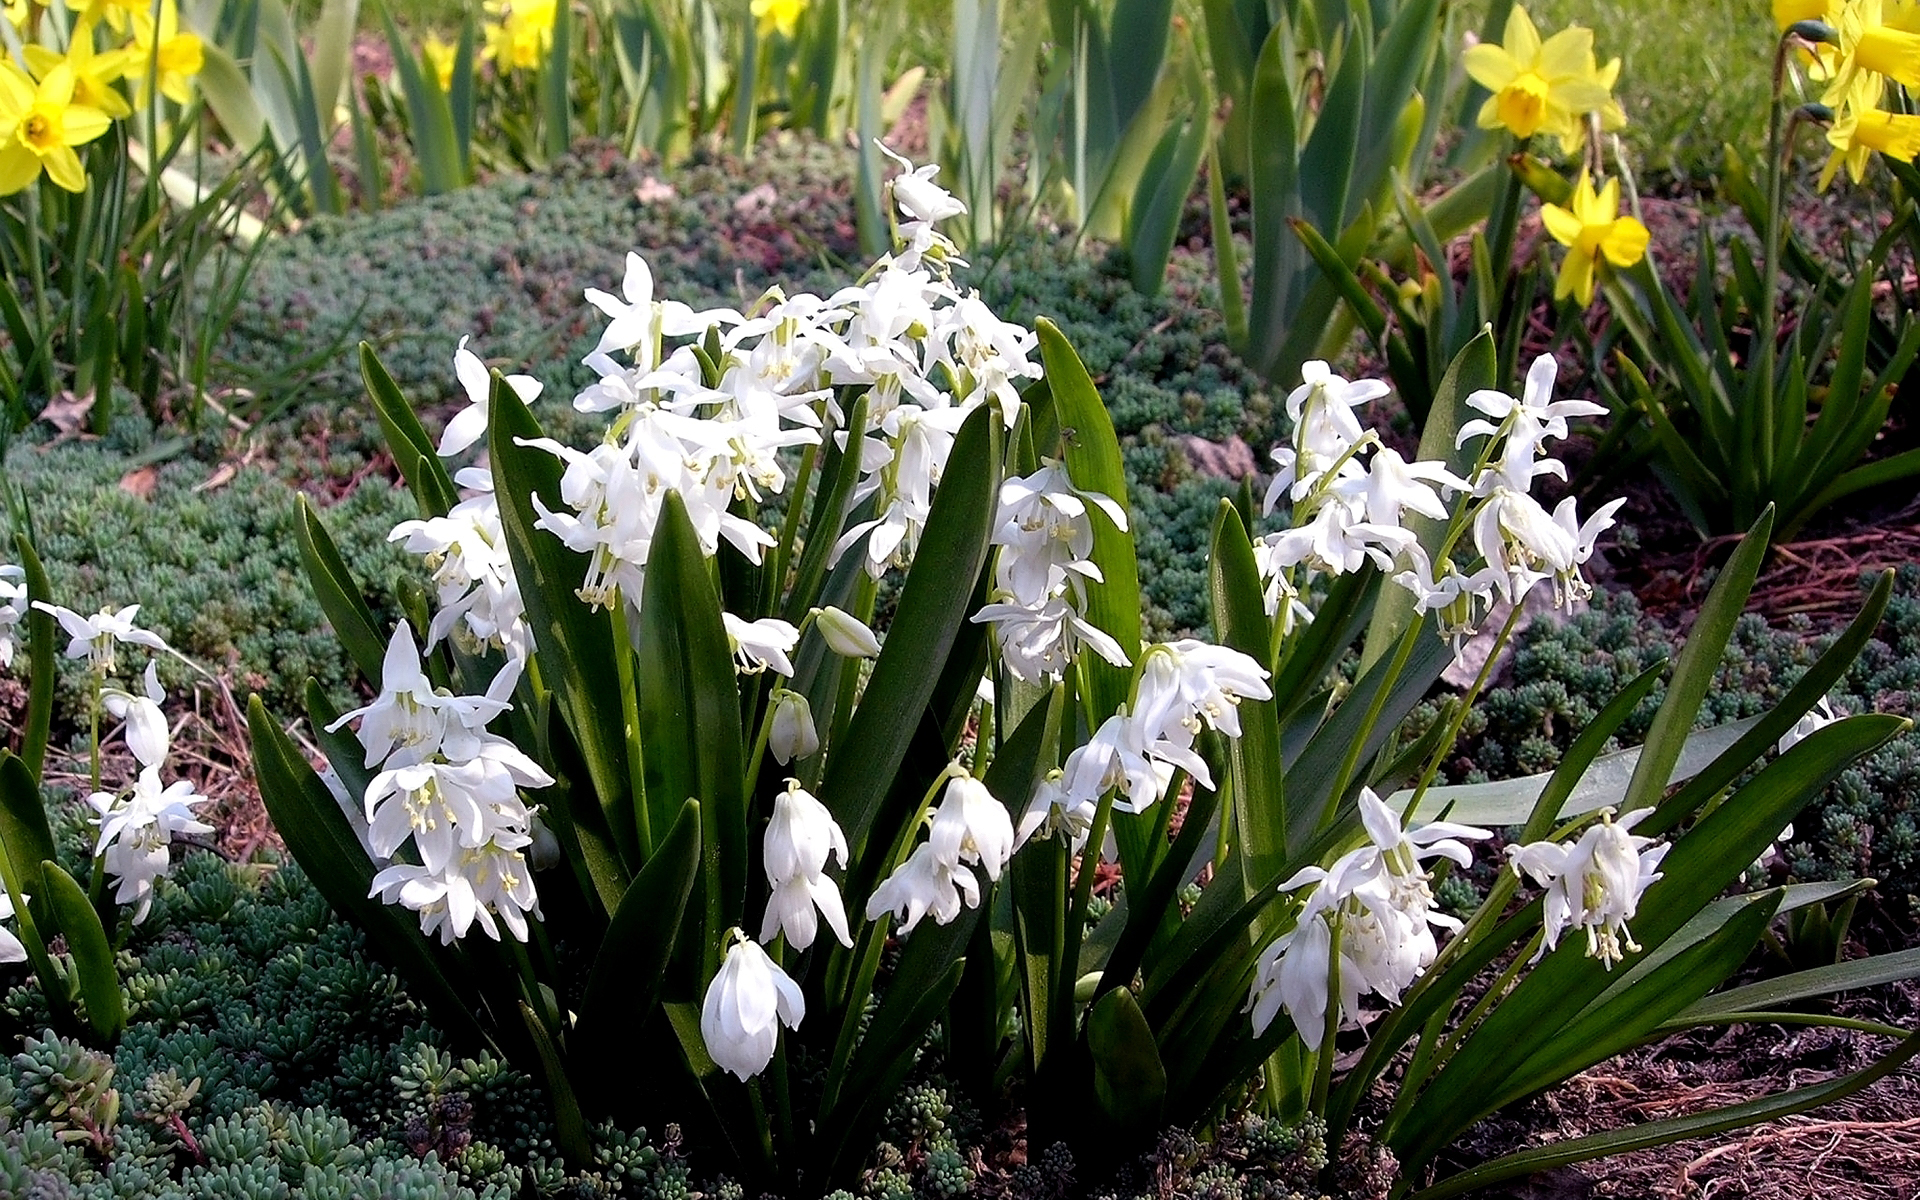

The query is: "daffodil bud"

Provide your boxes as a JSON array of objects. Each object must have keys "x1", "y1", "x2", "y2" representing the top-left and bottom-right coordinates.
[
  {"x1": 812, "y1": 606, "x2": 881, "y2": 658},
  {"x1": 768, "y1": 689, "x2": 820, "y2": 765},
  {"x1": 700, "y1": 931, "x2": 805, "y2": 1080}
]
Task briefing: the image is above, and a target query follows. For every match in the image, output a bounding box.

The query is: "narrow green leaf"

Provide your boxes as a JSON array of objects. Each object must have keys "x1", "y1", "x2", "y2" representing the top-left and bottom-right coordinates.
[
  {"x1": 1088, "y1": 988, "x2": 1168, "y2": 1133},
  {"x1": 821, "y1": 404, "x2": 1001, "y2": 856},
  {"x1": 1128, "y1": 111, "x2": 1209, "y2": 296},
  {"x1": 0, "y1": 758, "x2": 57, "y2": 919},
  {"x1": 41, "y1": 861, "x2": 124, "y2": 1042},
  {"x1": 1679, "y1": 945, "x2": 1920, "y2": 1023},
  {"x1": 1210, "y1": 501, "x2": 1287, "y2": 867},
  {"x1": 359, "y1": 343, "x2": 460, "y2": 516},
  {"x1": 487, "y1": 376, "x2": 640, "y2": 872},
  {"x1": 521, "y1": 1000, "x2": 592, "y2": 1166},
  {"x1": 14, "y1": 534, "x2": 55, "y2": 779},
  {"x1": 295, "y1": 495, "x2": 388, "y2": 686},
  {"x1": 541, "y1": 0, "x2": 572, "y2": 159},
  {"x1": 1244, "y1": 22, "x2": 1299, "y2": 378},
  {"x1": 637, "y1": 492, "x2": 748, "y2": 961},
  {"x1": 1622, "y1": 506, "x2": 1773, "y2": 815},
  {"x1": 1410, "y1": 1029, "x2": 1920, "y2": 1200},
  {"x1": 575, "y1": 799, "x2": 701, "y2": 1114}
]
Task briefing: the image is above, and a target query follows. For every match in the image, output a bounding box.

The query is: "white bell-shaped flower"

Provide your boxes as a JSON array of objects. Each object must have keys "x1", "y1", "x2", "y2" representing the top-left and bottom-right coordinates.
[
  {"x1": 768, "y1": 689, "x2": 820, "y2": 765},
  {"x1": 723, "y1": 613, "x2": 801, "y2": 676},
  {"x1": 1506, "y1": 806, "x2": 1668, "y2": 969},
  {"x1": 701, "y1": 930, "x2": 805, "y2": 1080},
  {"x1": 439, "y1": 335, "x2": 543, "y2": 457},
  {"x1": 0, "y1": 564, "x2": 24, "y2": 670},
  {"x1": 926, "y1": 771, "x2": 1015, "y2": 882},
  {"x1": 104, "y1": 661, "x2": 170, "y2": 768},
  {"x1": 811, "y1": 606, "x2": 882, "y2": 658},
  {"x1": 760, "y1": 781, "x2": 852, "y2": 950},
  {"x1": 33, "y1": 603, "x2": 167, "y2": 674}
]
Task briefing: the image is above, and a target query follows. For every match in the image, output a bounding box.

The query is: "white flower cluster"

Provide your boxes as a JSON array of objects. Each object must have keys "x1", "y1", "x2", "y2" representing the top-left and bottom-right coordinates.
[
  {"x1": 390, "y1": 340, "x2": 537, "y2": 663},
  {"x1": 971, "y1": 463, "x2": 1133, "y2": 683},
  {"x1": 518, "y1": 141, "x2": 1037, "y2": 614},
  {"x1": 1257, "y1": 354, "x2": 1625, "y2": 646},
  {"x1": 1248, "y1": 789, "x2": 1489, "y2": 1048},
  {"x1": 868, "y1": 767, "x2": 1015, "y2": 933},
  {"x1": 28, "y1": 603, "x2": 211, "y2": 924},
  {"x1": 330, "y1": 626, "x2": 553, "y2": 944}
]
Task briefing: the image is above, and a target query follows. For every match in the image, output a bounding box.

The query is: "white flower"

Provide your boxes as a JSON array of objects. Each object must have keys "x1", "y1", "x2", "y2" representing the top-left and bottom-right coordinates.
[
  {"x1": 988, "y1": 461, "x2": 1126, "y2": 606},
  {"x1": 1360, "y1": 447, "x2": 1464, "y2": 529},
  {"x1": 1263, "y1": 362, "x2": 1386, "y2": 510},
  {"x1": 1060, "y1": 712, "x2": 1175, "y2": 813},
  {"x1": 879, "y1": 141, "x2": 967, "y2": 225},
  {"x1": 326, "y1": 626, "x2": 514, "y2": 769},
  {"x1": 103, "y1": 661, "x2": 170, "y2": 769},
  {"x1": 1129, "y1": 639, "x2": 1275, "y2": 769},
  {"x1": 811, "y1": 606, "x2": 882, "y2": 658},
  {"x1": 1778, "y1": 697, "x2": 1840, "y2": 755},
  {"x1": 1354, "y1": 787, "x2": 1490, "y2": 919},
  {"x1": 768, "y1": 689, "x2": 820, "y2": 765},
  {"x1": 391, "y1": 480, "x2": 528, "y2": 659},
  {"x1": 926, "y1": 771, "x2": 1015, "y2": 881},
  {"x1": 88, "y1": 767, "x2": 214, "y2": 924},
  {"x1": 585, "y1": 253, "x2": 743, "y2": 369},
  {"x1": 701, "y1": 931, "x2": 805, "y2": 1080},
  {"x1": 971, "y1": 576, "x2": 1132, "y2": 684},
  {"x1": 439, "y1": 335, "x2": 544, "y2": 457},
  {"x1": 0, "y1": 564, "x2": 24, "y2": 670},
  {"x1": 1014, "y1": 770, "x2": 1099, "y2": 852},
  {"x1": 1506, "y1": 806, "x2": 1668, "y2": 969},
  {"x1": 0, "y1": 890, "x2": 27, "y2": 964},
  {"x1": 33, "y1": 603, "x2": 167, "y2": 674},
  {"x1": 865, "y1": 840, "x2": 979, "y2": 932},
  {"x1": 1245, "y1": 849, "x2": 1380, "y2": 1047},
  {"x1": 759, "y1": 780, "x2": 852, "y2": 950},
  {"x1": 362, "y1": 752, "x2": 549, "y2": 874},
  {"x1": 369, "y1": 838, "x2": 540, "y2": 945},
  {"x1": 1457, "y1": 354, "x2": 1605, "y2": 494},
  {"x1": 724, "y1": 614, "x2": 801, "y2": 676}
]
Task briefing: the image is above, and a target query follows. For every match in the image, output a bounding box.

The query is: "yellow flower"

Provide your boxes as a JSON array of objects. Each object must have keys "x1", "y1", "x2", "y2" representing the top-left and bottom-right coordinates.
[
  {"x1": 482, "y1": 0, "x2": 555, "y2": 70},
  {"x1": 1774, "y1": 0, "x2": 1835, "y2": 27},
  {"x1": 22, "y1": 40, "x2": 133, "y2": 121},
  {"x1": 1462, "y1": 5, "x2": 1620, "y2": 150},
  {"x1": 1820, "y1": 71, "x2": 1920, "y2": 185},
  {"x1": 1540, "y1": 170, "x2": 1650, "y2": 307},
  {"x1": 1825, "y1": 0, "x2": 1920, "y2": 105},
  {"x1": 751, "y1": 0, "x2": 806, "y2": 39},
  {"x1": 0, "y1": 61, "x2": 113, "y2": 194},
  {"x1": 2, "y1": 0, "x2": 45, "y2": 35},
  {"x1": 125, "y1": 0, "x2": 204, "y2": 106},
  {"x1": 423, "y1": 36, "x2": 456, "y2": 91}
]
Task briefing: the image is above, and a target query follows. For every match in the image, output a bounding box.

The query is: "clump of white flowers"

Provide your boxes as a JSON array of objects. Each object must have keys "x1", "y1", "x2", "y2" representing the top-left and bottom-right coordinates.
[
  {"x1": 1255, "y1": 353, "x2": 1624, "y2": 646},
  {"x1": 1248, "y1": 789, "x2": 1489, "y2": 1047},
  {"x1": 20, "y1": 601, "x2": 212, "y2": 925},
  {"x1": 331, "y1": 625, "x2": 554, "y2": 944},
  {"x1": 1506, "y1": 807, "x2": 1668, "y2": 969}
]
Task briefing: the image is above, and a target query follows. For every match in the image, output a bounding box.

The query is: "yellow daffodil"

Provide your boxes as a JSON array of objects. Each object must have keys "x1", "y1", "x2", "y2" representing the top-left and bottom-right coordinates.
[
  {"x1": 1774, "y1": 0, "x2": 1836, "y2": 27},
  {"x1": 482, "y1": 0, "x2": 555, "y2": 70},
  {"x1": 1462, "y1": 5, "x2": 1621, "y2": 152},
  {"x1": 423, "y1": 35, "x2": 456, "y2": 91},
  {"x1": 23, "y1": 40, "x2": 133, "y2": 121},
  {"x1": 0, "y1": 61, "x2": 113, "y2": 194},
  {"x1": 1820, "y1": 71, "x2": 1920, "y2": 184},
  {"x1": 1825, "y1": 0, "x2": 1920, "y2": 107},
  {"x1": 125, "y1": 0, "x2": 204, "y2": 106},
  {"x1": 2, "y1": 0, "x2": 45, "y2": 35},
  {"x1": 1540, "y1": 170, "x2": 1650, "y2": 307},
  {"x1": 751, "y1": 0, "x2": 806, "y2": 39}
]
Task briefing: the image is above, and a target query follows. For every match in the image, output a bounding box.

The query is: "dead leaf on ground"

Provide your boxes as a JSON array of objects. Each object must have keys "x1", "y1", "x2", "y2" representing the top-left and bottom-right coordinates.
[
  {"x1": 39, "y1": 391, "x2": 95, "y2": 438},
  {"x1": 118, "y1": 465, "x2": 159, "y2": 499},
  {"x1": 194, "y1": 462, "x2": 239, "y2": 492}
]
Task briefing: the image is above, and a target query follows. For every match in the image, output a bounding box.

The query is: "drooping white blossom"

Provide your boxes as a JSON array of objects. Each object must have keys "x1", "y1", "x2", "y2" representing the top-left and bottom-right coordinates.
[
  {"x1": 326, "y1": 625, "x2": 515, "y2": 769},
  {"x1": 724, "y1": 614, "x2": 801, "y2": 677},
  {"x1": 812, "y1": 606, "x2": 882, "y2": 658},
  {"x1": 390, "y1": 469, "x2": 529, "y2": 660},
  {"x1": 701, "y1": 930, "x2": 805, "y2": 1080},
  {"x1": 759, "y1": 780, "x2": 852, "y2": 950},
  {"x1": 768, "y1": 689, "x2": 820, "y2": 765},
  {"x1": 103, "y1": 661, "x2": 170, "y2": 768},
  {"x1": 1506, "y1": 806, "x2": 1668, "y2": 969},
  {"x1": 0, "y1": 890, "x2": 27, "y2": 964},
  {"x1": 88, "y1": 767, "x2": 214, "y2": 924}
]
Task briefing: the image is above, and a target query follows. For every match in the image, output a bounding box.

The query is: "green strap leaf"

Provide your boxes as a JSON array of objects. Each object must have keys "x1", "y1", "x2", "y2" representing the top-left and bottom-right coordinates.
[
  {"x1": 295, "y1": 495, "x2": 388, "y2": 687},
  {"x1": 14, "y1": 534, "x2": 55, "y2": 780},
  {"x1": 575, "y1": 798, "x2": 701, "y2": 1115},
  {"x1": 520, "y1": 999, "x2": 592, "y2": 1167},
  {"x1": 821, "y1": 403, "x2": 1001, "y2": 856},
  {"x1": 1209, "y1": 501, "x2": 1287, "y2": 869},
  {"x1": 1678, "y1": 945, "x2": 1920, "y2": 1023},
  {"x1": 360, "y1": 343, "x2": 460, "y2": 517},
  {"x1": 41, "y1": 860, "x2": 124, "y2": 1043},
  {"x1": 637, "y1": 492, "x2": 748, "y2": 963},
  {"x1": 1623, "y1": 506, "x2": 1773, "y2": 817},
  {"x1": 1088, "y1": 987, "x2": 1168, "y2": 1134}
]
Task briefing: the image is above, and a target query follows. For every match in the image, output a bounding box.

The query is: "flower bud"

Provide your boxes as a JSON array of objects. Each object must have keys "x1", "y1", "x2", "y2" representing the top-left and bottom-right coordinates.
[
  {"x1": 700, "y1": 931, "x2": 805, "y2": 1080},
  {"x1": 768, "y1": 689, "x2": 820, "y2": 765},
  {"x1": 812, "y1": 606, "x2": 881, "y2": 658}
]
